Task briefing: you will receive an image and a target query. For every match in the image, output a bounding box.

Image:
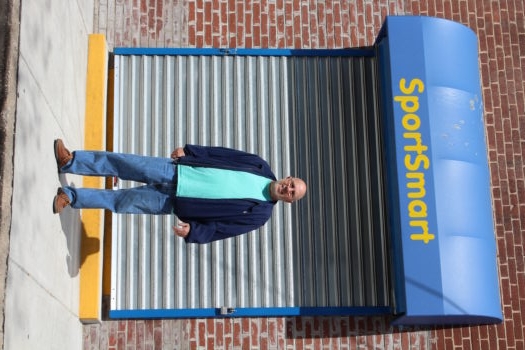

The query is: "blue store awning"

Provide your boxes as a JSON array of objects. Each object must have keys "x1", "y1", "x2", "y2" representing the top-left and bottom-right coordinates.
[{"x1": 376, "y1": 16, "x2": 502, "y2": 325}]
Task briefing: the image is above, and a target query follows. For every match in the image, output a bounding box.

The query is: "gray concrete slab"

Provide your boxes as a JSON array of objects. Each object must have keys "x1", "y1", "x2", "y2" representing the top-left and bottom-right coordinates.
[{"x1": 3, "y1": 0, "x2": 94, "y2": 349}]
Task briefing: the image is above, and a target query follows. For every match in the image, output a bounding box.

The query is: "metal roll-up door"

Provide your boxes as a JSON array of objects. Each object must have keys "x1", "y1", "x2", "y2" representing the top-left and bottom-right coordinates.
[{"x1": 110, "y1": 49, "x2": 391, "y2": 318}]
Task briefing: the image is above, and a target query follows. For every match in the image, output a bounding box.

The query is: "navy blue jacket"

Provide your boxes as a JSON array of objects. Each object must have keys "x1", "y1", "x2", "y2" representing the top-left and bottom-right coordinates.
[{"x1": 173, "y1": 144, "x2": 277, "y2": 244}]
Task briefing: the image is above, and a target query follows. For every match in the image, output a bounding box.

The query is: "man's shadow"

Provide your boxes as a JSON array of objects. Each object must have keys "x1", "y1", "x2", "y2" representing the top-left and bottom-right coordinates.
[{"x1": 56, "y1": 181, "x2": 100, "y2": 277}]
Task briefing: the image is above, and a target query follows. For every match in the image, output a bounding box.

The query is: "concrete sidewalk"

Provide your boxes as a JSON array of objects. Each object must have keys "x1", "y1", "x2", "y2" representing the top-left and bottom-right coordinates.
[{"x1": 1, "y1": 0, "x2": 94, "y2": 349}]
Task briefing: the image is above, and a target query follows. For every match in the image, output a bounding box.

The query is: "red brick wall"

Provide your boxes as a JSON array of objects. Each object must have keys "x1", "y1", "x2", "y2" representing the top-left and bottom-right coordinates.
[{"x1": 88, "y1": 0, "x2": 525, "y2": 349}]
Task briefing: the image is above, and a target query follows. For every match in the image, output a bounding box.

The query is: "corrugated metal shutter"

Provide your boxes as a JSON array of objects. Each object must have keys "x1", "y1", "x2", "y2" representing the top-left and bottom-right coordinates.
[{"x1": 110, "y1": 50, "x2": 391, "y2": 316}]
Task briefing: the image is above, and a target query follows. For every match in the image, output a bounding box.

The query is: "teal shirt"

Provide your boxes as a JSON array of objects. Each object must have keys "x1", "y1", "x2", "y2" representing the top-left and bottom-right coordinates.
[{"x1": 177, "y1": 165, "x2": 272, "y2": 201}]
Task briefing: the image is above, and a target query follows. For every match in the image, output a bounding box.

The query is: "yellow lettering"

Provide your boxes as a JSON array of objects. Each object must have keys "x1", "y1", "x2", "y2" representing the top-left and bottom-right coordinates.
[
  {"x1": 399, "y1": 78, "x2": 425, "y2": 95},
  {"x1": 402, "y1": 113, "x2": 421, "y2": 131},
  {"x1": 394, "y1": 95, "x2": 420, "y2": 113},
  {"x1": 405, "y1": 154, "x2": 430, "y2": 172},
  {"x1": 409, "y1": 220, "x2": 435, "y2": 244},
  {"x1": 408, "y1": 199, "x2": 427, "y2": 218},
  {"x1": 406, "y1": 172, "x2": 426, "y2": 199},
  {"x1": 396, "y1": 77, "x2": 434, "y2": 244},
  {"x1": 403, "y1": 132, "x2": 428, "y2": 154}
]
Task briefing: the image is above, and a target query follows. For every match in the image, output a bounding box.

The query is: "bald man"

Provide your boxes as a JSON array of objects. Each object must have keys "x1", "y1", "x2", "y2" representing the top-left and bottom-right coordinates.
[{"x1": 53, "y1": 140, "x2": 306, "y2": 243}]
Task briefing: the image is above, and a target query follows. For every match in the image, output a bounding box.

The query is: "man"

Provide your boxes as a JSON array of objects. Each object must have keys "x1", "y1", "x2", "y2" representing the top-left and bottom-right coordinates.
[{"x1": 53, "y1": 139, "x2": 307, "y2": 244}]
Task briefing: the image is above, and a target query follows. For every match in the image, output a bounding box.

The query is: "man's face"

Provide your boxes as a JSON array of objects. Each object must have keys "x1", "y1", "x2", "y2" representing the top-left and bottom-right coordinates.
[{"x1": 270, "y1": 176, "x2": 307, "y2": 203}]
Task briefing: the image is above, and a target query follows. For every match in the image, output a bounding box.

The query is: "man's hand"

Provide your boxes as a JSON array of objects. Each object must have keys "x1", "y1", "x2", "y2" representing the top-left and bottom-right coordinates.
[
  {"x1": 171, "y1": 147, "x2": 185, "y2": 159},
  {"x1": 173, "y1": 221, "x2": 190, "y2": 238}
]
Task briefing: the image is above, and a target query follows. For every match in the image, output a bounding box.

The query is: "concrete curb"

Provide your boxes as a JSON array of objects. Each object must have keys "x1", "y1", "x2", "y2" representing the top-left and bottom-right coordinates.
[
  {"x1": 79, "y1": 34, "x2": 108, "y2": 323},
  {"x1": 0, "y1": 0, "x2": 20, "y2": 349}
]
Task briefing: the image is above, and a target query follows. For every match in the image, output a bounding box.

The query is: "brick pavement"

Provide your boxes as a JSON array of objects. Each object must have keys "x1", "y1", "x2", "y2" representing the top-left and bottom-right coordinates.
[{"x1": 87, "y1": 0, "x2": 525, "y2": 349}]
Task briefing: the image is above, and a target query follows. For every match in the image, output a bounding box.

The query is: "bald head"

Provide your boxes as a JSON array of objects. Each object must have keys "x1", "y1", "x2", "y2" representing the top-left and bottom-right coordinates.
[{"x1": 269, "y1": 177, "x2": 307, "y2": 203}]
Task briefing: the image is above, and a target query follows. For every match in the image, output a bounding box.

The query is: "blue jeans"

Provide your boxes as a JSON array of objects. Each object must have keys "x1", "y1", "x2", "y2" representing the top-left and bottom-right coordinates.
[{"x1": 60, "y1": 151, "x2": 177, "y2": 214}]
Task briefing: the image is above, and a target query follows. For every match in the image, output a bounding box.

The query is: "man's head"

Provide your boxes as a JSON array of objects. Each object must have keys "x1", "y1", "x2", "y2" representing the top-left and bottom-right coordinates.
[{"x1": 270, "y1": 176, "x2": 307, "y2": 203}]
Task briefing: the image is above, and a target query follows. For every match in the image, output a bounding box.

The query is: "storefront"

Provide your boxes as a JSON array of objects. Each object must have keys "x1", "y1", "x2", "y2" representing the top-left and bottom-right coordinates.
[{"x1": 108, "y1": 16, "x2": 501, "y2": 325}]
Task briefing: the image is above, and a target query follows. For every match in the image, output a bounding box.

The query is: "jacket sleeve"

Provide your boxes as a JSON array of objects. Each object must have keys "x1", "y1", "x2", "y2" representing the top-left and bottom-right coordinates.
[
  {"x1": 184, "y1": 220, "x2": 267, "y2": 244},
  {"x1": 184, "y1": 144, "x2": 256, "y2": 160}
]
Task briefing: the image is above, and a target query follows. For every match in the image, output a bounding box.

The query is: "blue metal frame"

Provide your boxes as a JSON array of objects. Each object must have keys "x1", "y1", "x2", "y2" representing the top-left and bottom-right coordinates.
[
  {"x1": 110, "y1": 306, "x2": 392, "y2": 319},
  {"x1": 110, "y1": 43, "x2": 385, "y2": 321},
  {"x1": 113, "y1": 47, "x2": 375, "y2": 57}
]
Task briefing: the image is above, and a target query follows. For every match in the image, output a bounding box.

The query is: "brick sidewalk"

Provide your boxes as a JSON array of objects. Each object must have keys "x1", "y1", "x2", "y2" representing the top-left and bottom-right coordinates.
[
  {"x1": 85, "y1": 316, "x2": 421, "y2": 349},
  {"x1": 88, "y1": 0, "x2": 525, "y2": 349}
]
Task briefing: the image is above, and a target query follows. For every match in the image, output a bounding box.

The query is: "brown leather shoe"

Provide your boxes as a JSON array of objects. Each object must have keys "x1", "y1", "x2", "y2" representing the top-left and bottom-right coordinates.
[
  {"x1": 54, "y1": 139, "x2": 72, "y2": 171},
  {"x1": 53, "y1": 188, "x2": 71, "y2": 214}
]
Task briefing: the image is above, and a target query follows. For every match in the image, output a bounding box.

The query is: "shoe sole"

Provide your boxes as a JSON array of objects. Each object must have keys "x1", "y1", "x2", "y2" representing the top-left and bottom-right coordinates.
[
  {"x1": 53, "y1": 141, "x2": 60, "y2": 212},
  {"x1": 52, "y1": 194, "x2": 58, "y2": 214},
  {"x1": 52, "y1": 188, "x2": 63, "y2": 214},
  {"x1": 53, "y1": 139, "x2": 60, "y2": 173}
]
